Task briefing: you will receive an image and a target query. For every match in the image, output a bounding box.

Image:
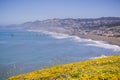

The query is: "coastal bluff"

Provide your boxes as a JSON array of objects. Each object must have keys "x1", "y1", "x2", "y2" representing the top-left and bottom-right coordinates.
[{"x1": 7, "y1": 55, "x2": 120, "y2": 80}]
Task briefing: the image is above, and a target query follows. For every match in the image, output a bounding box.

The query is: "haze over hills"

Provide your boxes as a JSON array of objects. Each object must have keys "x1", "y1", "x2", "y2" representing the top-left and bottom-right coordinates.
[
  {"x1": 20, "y1": 17, "x2": 120, "y2": 29},
  {"x1": 1, "y1": 17, "x2": 120, "y2": 34},
  {"x1": 1, "y1": 17, "x2": 120, "y2": 46}
]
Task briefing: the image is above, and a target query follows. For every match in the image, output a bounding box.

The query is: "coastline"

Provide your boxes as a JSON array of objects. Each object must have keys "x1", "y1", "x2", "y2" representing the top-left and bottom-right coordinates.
[
  {"x1": 29, "y1": 29, "x2": 120, "y2": 46},
  {"x1": 76, "y1": 34, "x2": 120, "y2": 47},
  {"x1": 26, "y1": 29, "x2": 120, "y2": 51},
  {"x1": 26, "y1": 29, "x2": 120, "y2": 50}
]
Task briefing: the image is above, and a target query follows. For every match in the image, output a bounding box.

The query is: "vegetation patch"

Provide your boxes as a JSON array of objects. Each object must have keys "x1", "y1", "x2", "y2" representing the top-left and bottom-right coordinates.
[{"x1": 7, "y1": 55, "x2": 120, "y2": 80}]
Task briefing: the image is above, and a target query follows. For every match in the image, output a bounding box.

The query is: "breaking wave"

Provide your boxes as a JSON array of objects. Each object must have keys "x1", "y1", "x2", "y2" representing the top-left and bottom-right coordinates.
[
  {"x1": 27, "y1": 30, "x2": 120, "y2": 51},
  {"x1": 90, "y1": 55, "x2": 107, "y2": 59}
]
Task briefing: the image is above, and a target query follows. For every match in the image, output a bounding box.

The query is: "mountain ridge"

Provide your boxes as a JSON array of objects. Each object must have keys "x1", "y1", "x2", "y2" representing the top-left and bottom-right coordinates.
[{"x1": 1, "y1": 17, "x2": 120, "y2": 31}]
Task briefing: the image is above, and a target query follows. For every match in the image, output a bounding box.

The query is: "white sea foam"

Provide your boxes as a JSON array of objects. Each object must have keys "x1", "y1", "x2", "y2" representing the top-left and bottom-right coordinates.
[
  {"x1": 86, "y1": 40, "x2": 120, "y2": 51},
  {"x1": 27, "y1": 29, "x2": 71, "y2": 39},
  {"x1": 27, "y1": 29, "x2": 120, "y2": 51},
  {"x1": 68, "y1": 36, "x2": 120, "y2": 51},
  {"x1": 90, "y1": 55, "x2": 107, "y2": 59}
]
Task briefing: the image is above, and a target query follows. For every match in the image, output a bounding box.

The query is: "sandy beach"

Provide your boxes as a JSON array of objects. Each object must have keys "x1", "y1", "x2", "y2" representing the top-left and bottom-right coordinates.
[{"x1": 77, "y1": 34, "x2": 120, "y2": 46}]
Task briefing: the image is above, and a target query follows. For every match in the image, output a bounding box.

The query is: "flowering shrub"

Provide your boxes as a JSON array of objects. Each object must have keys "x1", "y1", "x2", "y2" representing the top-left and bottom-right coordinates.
[{"x1": 7, "y1": 55, "x2": 120, "y2": 80}]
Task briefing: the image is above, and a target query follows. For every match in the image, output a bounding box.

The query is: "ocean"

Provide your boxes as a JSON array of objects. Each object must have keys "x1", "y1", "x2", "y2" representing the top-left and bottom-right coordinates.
[{"x1": 0, "y1": 30, "x2": 120, "y2": 80}]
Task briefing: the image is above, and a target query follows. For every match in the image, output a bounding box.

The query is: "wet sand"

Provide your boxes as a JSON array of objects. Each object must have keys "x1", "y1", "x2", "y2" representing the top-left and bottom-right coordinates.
[{"x1": 77, "y1": 34, "x2": 120, "y2": 46}]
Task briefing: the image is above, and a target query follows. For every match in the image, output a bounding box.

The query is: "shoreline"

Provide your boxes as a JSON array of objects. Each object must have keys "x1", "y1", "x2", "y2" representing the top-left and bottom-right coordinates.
[
  {"x1": 27, "y1": 29, "x2": 120, "y2": 47},
  {"x1": 76, "y1": 34, "x2": 120, "y2": 47}
]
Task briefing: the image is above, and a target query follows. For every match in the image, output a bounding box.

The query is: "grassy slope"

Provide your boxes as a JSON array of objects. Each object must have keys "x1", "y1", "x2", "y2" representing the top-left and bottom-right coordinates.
[{"x1": 7, "y1": 55, "x2": 120, "y2": 80}]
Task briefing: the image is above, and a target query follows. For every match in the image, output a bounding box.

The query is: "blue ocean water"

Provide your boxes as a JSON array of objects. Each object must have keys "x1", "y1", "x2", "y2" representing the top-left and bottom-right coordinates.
[{"x1": 0, "y1": 30, "x2": 120, "y2": 80}]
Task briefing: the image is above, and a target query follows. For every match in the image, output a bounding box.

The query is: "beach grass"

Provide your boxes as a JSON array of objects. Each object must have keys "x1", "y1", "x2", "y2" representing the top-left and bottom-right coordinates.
[{"x1": 7, "y1": 55, "x2": 120, "y2": 80}]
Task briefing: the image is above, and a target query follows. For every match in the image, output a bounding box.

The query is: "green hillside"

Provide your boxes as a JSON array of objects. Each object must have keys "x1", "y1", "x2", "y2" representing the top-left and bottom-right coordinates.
[{"x1": 7, "y1": 55, "x2": 120, "y2": 80}]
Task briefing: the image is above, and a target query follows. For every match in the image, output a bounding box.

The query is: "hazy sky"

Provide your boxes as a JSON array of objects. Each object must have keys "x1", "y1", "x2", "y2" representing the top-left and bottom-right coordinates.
[{"x1": 0, "y1": 0, "x2": 120, "y2": 25}]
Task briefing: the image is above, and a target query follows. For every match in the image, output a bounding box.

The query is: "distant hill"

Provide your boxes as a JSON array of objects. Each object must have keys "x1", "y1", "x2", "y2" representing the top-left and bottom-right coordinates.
[
  {"x1": 1, "y1": 17, "x2": 120, "y2": 33},
  {"x1": 20, "y1": 17, "x2": 120, "y2": 30}
]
